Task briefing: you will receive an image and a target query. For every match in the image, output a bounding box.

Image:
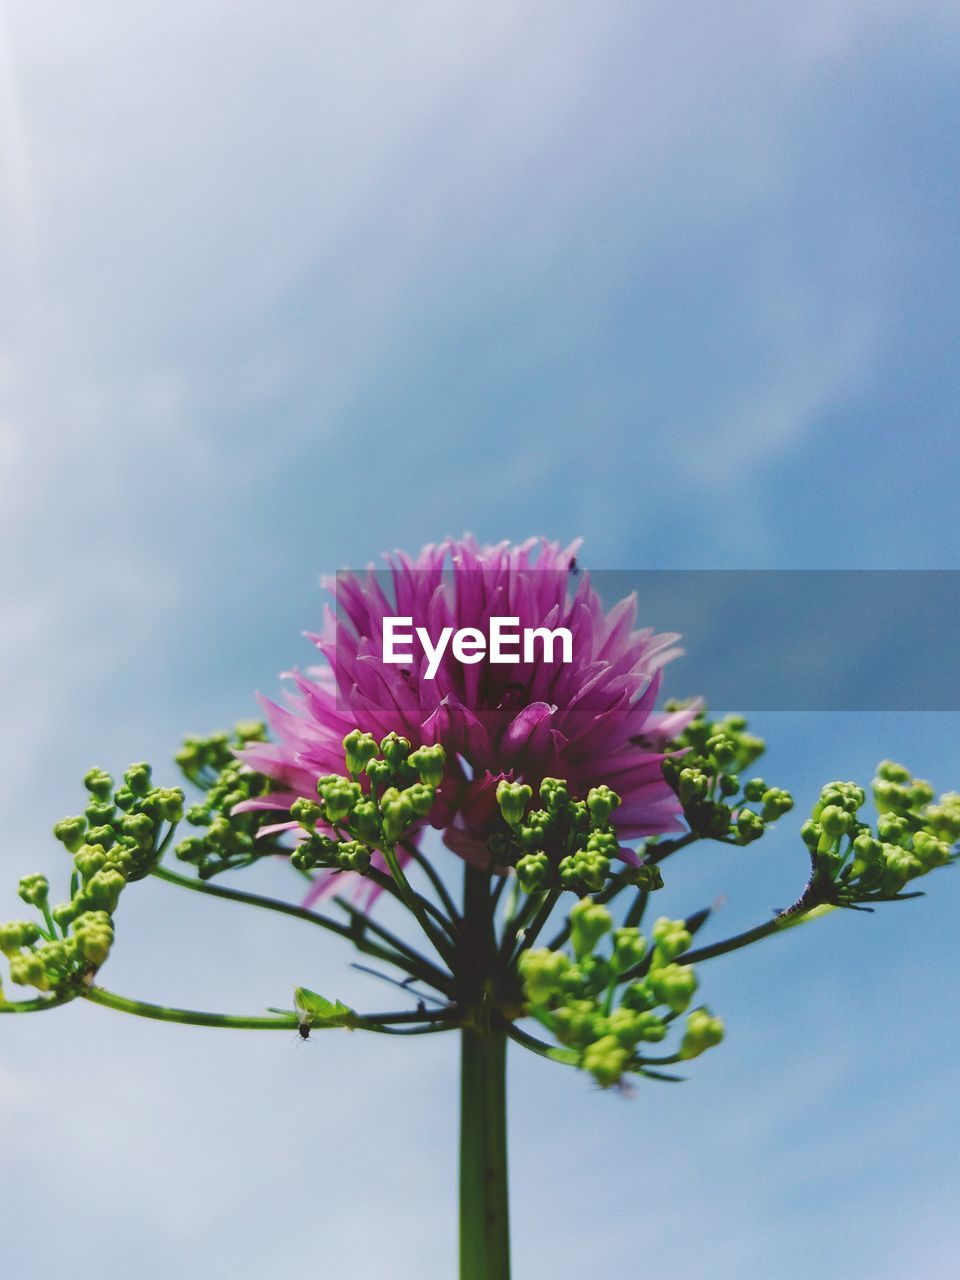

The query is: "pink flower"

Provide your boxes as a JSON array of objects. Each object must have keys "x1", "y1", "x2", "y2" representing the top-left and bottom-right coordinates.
[{"x1": 242, "y1": 537, "x2": 697, "y2": 887}]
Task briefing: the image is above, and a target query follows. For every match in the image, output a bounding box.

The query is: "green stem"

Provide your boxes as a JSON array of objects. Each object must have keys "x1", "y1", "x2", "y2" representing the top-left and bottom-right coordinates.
[
  {"x1": 508, "y1": 889, "x2": 560, "y2": 966},
  {"x1": 402, "y1": 838, "x2": 461, "y2": 923},
  {"x1": 84, "y1": 986, "x2": 300, "y2": 1029},
  {"x1": 83, "y1": 985, "x2": 458, "y2": 1034},
  {"x1": 381, "y1": 845, "x2": 458, "y2": 968},
  {"x1": 365, "y1": 865, "x2": 459, "y2": 941},
  {"x1": 679, "y1": 903, "x2": 834, "y2": 965},
  {"x1": 460, "y1": 1025, "x2": 511, "y2": 1280},
  {"x1": 0, "y1": 988, "x2": 77, "y2": 1014},
  {"x1": 499, "y1": 1017, "x2": 579, "y2": 1066},
  {"x1": 459, "y1": 864, "x2": 511, "y2": 1279}
]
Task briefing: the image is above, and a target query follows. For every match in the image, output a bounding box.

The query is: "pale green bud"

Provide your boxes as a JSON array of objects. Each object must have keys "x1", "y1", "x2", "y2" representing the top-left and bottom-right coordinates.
[
  {"x1": 679, "y1": 1008, "x2": 725, "y2": 1059},
  {"x1": 582, "y1": 1034, "x2": 629, "y2": 1088}
]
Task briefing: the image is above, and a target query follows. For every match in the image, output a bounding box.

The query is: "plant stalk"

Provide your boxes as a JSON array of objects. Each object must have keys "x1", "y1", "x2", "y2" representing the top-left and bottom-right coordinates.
[
  {"x1": 460, "y1": 1025, "x2": 510, "y2": 1279},
  {"x1": 459, "y1": 866, "x2": 511, "y2": 1279}
]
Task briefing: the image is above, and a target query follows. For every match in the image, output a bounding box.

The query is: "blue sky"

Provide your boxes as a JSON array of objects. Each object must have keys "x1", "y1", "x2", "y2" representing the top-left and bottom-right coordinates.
[{"x1": 1, "y1": 3, "x2": 958, "y2": 1277}]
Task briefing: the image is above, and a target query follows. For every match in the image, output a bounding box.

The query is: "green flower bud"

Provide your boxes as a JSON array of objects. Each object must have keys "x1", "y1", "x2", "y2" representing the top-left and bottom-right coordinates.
[
  {"x1": 553, "y1": 999, "x2": 603, "y2": 1048},
  {"x1": 18, "y1": 874, "x2": 49, "y2": 909},
  {"x1": 150, "y1": 787, "x2": 185, "y2": 823},
  {"x1": 851, "y1": 832, "x2": 883, "y2": 868},
  {"x1": 74, "y1": 843, "x2": 109, "y2": 882},
  {"x1": 113, "y1": 787, "x2": 137, "y2": 812},
  {"x1": 735, "y1": 809, "x2": 765, "y2": 843},
  {"x1": 379, "y1": 733, "x2": 412, "y2": 769},
  {"x1": 123, "y1": 763, "x2": 152, "y2": 796},
  {"x1": 380, "y1": 791, "x2": 415, "y2": 843},
  {"x1": 718, "y1": 773, "x2": 740, "y2": 798},
  {"x1": 174, "y1": 837, "x2": 206, "y2": 864},
  {"x1": 0, "y1": 920, "x2": 40, "y2": 953},
  {"x1": 908, "y1": 779, "x2": 935, "y2": 808},
  {"x1": 620, "y1": 980, "x2": 657, "y2": 1012},
  {"x1": 819, "y1": 805, "x2": 852, "y2": 840},
  {"x1": 608, "y1": 1006, "x2": 666, "y2": 1048},
  {"x1": 85, "y1": 825, "x2": 116, "y2": 849},
  {"x1": 85, "y1": 799, "x2": 116, "y2": 826},
  {"x1": 233, "y1": 720, "x2": 267, "y2": 743},
  {"x1": 343, "y1": 730, "x2": 379, "y2": 777},
  {"x1": 516, "y1": 853, "x2": 550, "y2": 892},
  {"x1": 582, "y1": 1034, "x2": 629, "y2": 1088},
  {"x1": 402, "y1": 783, "x2": 435, "y2": 819},
  {"x1": 585, "y1": 830, "x2": 619, "y2": 857},
  {"x1": 706, "y1": 734, "x2": 736, "y2": 766},
  {"x1": 337, "y1": 840, "x2": 372, "y2": 873},
  {"x1": 878, "y1": 814, "x2": 909, "y2": 845},
  {"x1": 105, "y1": 846, "x2": 134, "y2": 875},
  {"x1": 873, "y1": 779, "x2": 911, "y2": 815},
  {"x1": 83, "y1": 768, "x2": 114, "y2": 798},
  {"x1": 408, "y1": 744, "x2": 446, "y2": 787},
  {"x1": 738, "y1": 733, "x2": 766, "y2": 764},
  {"x1": 517, "y1": 810, "x2": 552, "y2": 851},
  {"x1": 318, "y1": 778, "x2": 362, "y2": 825},
  {"x1": 912, "y1": 830, "x2": 951, "y2": 870},
  {"x1": 881, "y1": 845, "x2": 924, "y2": 892},
  {"x1": 290, "y1": 844, "x2": 319, "y2": 872},
  {"x1": 570, "y1": 898, "x2": 613, "y2": 960},
  {"x1": 924, "y1": 793, "x2": 960, "y2": 842},
  {"x1": 678, "y1": 768, "x2": 709, "y2": 804},
  {"x1": 646, "y1": 962, "x2": 698, "y2": 1014},
  {"x1": 679, "y1": 1008, "x2": 725, "y2": 1059},
  {"x1": 800, "y1": 819, "x2": 822, "y2": 850},
  {"x1": 365, "y1": 759, "x2": 394, "y2": 789},
  {"x1": 627, "y1": 862, "x2": 664, "y2": 892},
  {"x1": 83, "y1": 868, "x2": 126, "y2": 912},
  {"x1": 743, "y1": 778, "x2": 767, "y2": 803},
  {"x1": 539, "y1": 778, "x2": 569, "y2": 814},
  {"x1": 72, "y1": 911, "x2": 114, "y2": 967},
  {"x1": 559, "y1": 849, "x2": 610, "y2": 892},
  {"x1": 761, "y1": 788, "x2": 794, "y2": 822},
  {"x1": 651, "y1": 917, "x2": 692, "y2": 963},
  {"x1": 53, "y1": 816, "x2": 88, "y2": 854},
  {"x1": 497, "y1": 781, "x2": 533, "y2": 828},
  {"x1": 876, "y1": 760, "x2": 912, "y2": 784},
  {"x1": 52, "y1": 901, "x2": 78, "y2": 929},
  {"x1": 9, "y1": 951, "x2": 49, "y2": 991},
  {"x1": 520, "y1": 948, "x2": 571, "y2": 1005},
  {"x1": 121, "y1": 813, "x2": 155, "y2": 849},
  {"x1": 611, "y1": 927, "x2": 647, "y2": 973},
  {"x1": 290, "y1": 797, "x2": 322, "y2": 830},
  {"x1": 349, "y1": 800, "x2": 381, "y2": 843},
  {"x1": 586, "y1": 785, "x2": 620, "y2": 825},
  {"x1": 36, "y1": 938, "x2": 78, "y2": 975}
]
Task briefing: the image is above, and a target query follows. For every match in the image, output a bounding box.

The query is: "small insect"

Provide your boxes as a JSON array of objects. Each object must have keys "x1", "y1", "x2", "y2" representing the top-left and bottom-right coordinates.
[{"x1": 297, "y1": 1021, "x2": 312, "y2": 1042}]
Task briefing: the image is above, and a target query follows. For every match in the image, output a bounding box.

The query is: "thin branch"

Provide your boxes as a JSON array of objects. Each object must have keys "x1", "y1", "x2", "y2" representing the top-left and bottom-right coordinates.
[
  {"x1": 151, "y1": 864, "x2": 453, "y2": 995},
  {"x1": 401, "y1": 839, "x2": 461, "y2": 923},
  {"x1": 497, "y1": 1016, "x2": 579, "y2": 1066}
]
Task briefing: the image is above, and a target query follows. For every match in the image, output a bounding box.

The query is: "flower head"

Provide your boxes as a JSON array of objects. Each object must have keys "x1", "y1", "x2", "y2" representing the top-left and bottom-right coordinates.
[{"x1": 242, "y1": 537, "x2": 698, "y2": 872}]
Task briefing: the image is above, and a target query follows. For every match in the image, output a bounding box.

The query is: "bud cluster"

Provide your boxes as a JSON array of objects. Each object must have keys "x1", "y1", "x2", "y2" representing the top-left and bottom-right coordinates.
[
  {"x1": 662, "y1": 707, "x2": 793, "y2": 844},
  {"x1": 519, "y1": 898, "x2": 723, "y2": 1087},
  {"x1": 1, "y1": 763, "x2": 184, "y2": 997},
  {"x1": 174, "y1": 723, "x2": 274, "y2": 878},
  {"x1": 287, "y1": 732, "x2": 447, "y2": 875},
  {"x1": 492, "y1": 777, "x2": 663, "y2": 896},
  {"x1": 797, "y1": 761, "x2": 959, "y2": 909}
]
